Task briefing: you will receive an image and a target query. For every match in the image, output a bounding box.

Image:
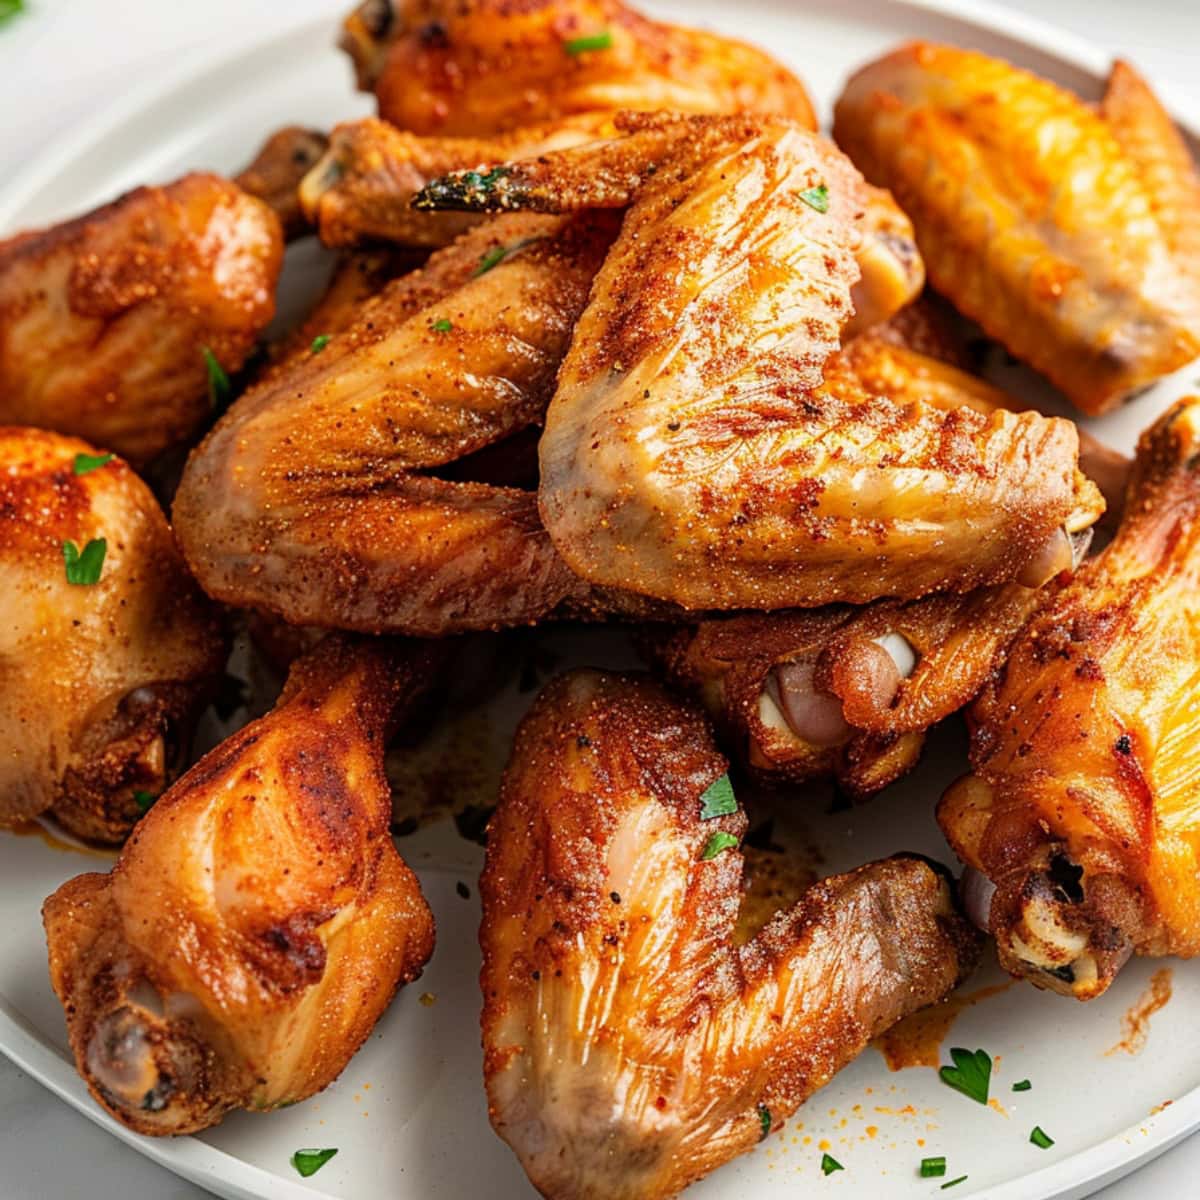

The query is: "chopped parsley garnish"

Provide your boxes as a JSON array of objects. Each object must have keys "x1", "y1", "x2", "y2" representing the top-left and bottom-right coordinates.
[
  {"x1": 942, "y1": 1177, "x2": 968, "y2": 1190},
  {"x1": 475, "y1": 246, "x2": 508, "y2": 276},
  {"x1": 431, "y1": 318, "x2": 454, "y2": 333},
  {"x1": 699, "y1": 774, "x2": 737, "y2": 820},
  {"x1": 202, "y1": 347, "x2": 231, "y2": 411},
  {"x1": 799, "y1": 184, "x2": 830, "y2": 213},
  {"x1": 920, "y1": 1157, "x2": 947, "y2": 1178},
  {"x1": 133, "y1": 791, "x2": 157, "y2": 814},
  {"x1": 291, "y1": 1148, "x2": 338, "y2": 1178},
  {"x1": 62, "y1": 538, "x2": 107, "y2": 586},
  {"x1": 699, "y1": 831, "x2": 739, "y2": 860},
  {"x1": 1030, "y1": 1126, "x2": 1054, "y2": 1150},
  {"x1": 939, "y1": 1047, "x2": 991, "y2": 1105},
  {"x1": 310, "y1": 334, "x2": 331, "y2": 354},
  {"x1": 459, "y1": 165, "x2": 510, "y2": 194},
  {"x1": 757, "y1": 1104, "x2": 771, "y2": 1142},
  {"x1": 820, "y1": 1153, "x2": 843, "y2": 1176},
  {"x1": 0, "y1": 0, "x2": 25, "y2": 27},
  {"x1": 72, "y1": 452, "x2": 114, "y2": 476},
  {"x1": 564, "y1": 29, "x2": 613, "y2": 54},
  {"x1": 1012, "y1": 1079, "x2": 1032, "y2": 1092}
]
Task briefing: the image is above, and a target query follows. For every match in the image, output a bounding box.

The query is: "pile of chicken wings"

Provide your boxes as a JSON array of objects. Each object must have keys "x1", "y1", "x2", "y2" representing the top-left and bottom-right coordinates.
[{"x1": 5, "y1": 1, "x2": 1200, "y2": 1195}]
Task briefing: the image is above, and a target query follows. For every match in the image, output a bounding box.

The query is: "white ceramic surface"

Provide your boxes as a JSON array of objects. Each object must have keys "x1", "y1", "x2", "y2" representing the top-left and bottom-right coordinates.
[{"x1": 2, "y1": 3, "x2": 1200, "y2": 1199}]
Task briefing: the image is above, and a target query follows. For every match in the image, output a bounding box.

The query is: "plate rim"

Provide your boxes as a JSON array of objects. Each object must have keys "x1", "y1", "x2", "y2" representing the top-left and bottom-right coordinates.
[{"x1": 2, "y1": 2, "x2": 1198, "y2": 1198}]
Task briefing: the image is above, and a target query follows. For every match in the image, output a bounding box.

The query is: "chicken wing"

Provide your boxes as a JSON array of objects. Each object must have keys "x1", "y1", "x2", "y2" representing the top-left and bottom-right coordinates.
[
  {"x1": 174, "y1": 212, "x2": 618, "y2": 635},
  {"x1": 340, "y1": 0, "x2": 816, "y2": 136},
  {"x1": 234, "y1": 125, "x2": 330, "y2": 240},
  {"x1": 941, "y1": 397, "x2": 1200, "y2": 999},
  {"x1": 43, "y1": 635, "x2": 438, "y2": 1134},
  {"x1": 0, "y1": 428, "x2": 225, "y2": 843},
  {"x1": 482, "y1": 669, "x2": 981, "y2": 1199},
  {"x1": 418, "y1": 113, "x2": 1103, "y2": 609},
  {"x1": 0, "y1": 174, "x2": 283, "y2": 464},
  {"x1": 834, "y1": 45, "x2": 1200, "y2": 415}
]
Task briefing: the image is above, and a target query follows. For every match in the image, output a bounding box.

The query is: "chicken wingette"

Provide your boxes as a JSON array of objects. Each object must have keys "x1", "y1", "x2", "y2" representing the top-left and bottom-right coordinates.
[
  {"x1": 0, "y1": 428, "x2": 225, "y2": 843},
  {"x1": 417, "y1": 112, "x2": 1104, "y2": 609},
  {"x1": 834, "y1": 45, "x2": 1200, "y2": 415},
  {"x1": 482, "y1": 669, "x2": 981, "y2": 1199},
  {"x1": 941, "y1": 397, "x2": 1200, "y2": 1000},
  {"x1": 43, "y1": 636, "x2": 438, "y2": 1134}
]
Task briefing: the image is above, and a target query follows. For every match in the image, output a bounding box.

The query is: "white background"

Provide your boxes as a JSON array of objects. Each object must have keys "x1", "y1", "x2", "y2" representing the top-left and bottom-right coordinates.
[{"x1": 3, "y1": 0, "x2": 1200, "y2": 1196}]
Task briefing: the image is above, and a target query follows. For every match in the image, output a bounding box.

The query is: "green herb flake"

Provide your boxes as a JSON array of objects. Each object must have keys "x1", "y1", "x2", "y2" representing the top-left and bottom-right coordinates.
[
  {"x1": 920, "y1": 1157, "x2": 947, "y2": 1178},
  {"x1": 202, "y1": 347, "x2": 231, "y2": 411},
  {"x1": 310, "y1": 334, "x2": 331, "y2": 354},
  {"x1": 939, "y1": 1046, "x2": 992, "y2": 1106},
  {"x1": 564, "y1": 29, "x2": 613, "y2": 55},
  {"x1": 799, "y1": 184, "x2": 830, "y2": 213},
  {"x1": 62, "y1": 538, "x2": 107, "y2": 586},
  {"x1": 72, "y1": 452, "x2": 114, "y2": 476},
  {"x1": 757, "y1": 1104, "x2": 771, "y2": 1142},
  {"x1": 699, "y1": 773, "x2": 737, "y2": 820},
  {"x1": 1012, "y1": 1079, "x2": 1032, "y2": 1092},
  {"x1": 820, "y1": 1153, "x2": 843, "y2": 1176},
  {"x1": 699, "y1": 831, "x2": 739, "y2": 861},
  {"x1": 474, "y1": 246, "x2": 508, "y2": 276},
  {"x1": 0, "y1": 0, "x2": 25, "y2": 27},
  {"x1": 941, "y1": 1177, "x2": 968, "y2": 1191},
  {"x1": 1030, "y1": 1126, "x2": 1054, "y2": 1150},
  {"x1": 459, "y1": 165, "x2": 511, "y2": 194},
  {"x1": 291, "y1": 1148, "x2": 338, "y2": 1178},
  {"x1": 431, "y1": 318, "x2": 454, "y2": 333},
  {"x1": 133, "y1": 790, "x2": 157, "y2": 814}
]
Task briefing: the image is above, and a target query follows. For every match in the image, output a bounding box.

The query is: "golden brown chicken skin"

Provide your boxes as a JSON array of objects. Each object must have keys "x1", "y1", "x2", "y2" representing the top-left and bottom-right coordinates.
[
  {"x1": 0, "y1": 174, "x2": 283, "y2": 464},
  {"x1": 0, "y1": 428, "x2": 225, "y2": 843},
  {"x1": 418, "y1": 113, "x2": 1102, "y2": 610},
  {"x1": 174, "y1": 212, "x2": 617, "y2": 635},
  {"x1": 941, "y1": 398, "x2": 1200, "y2": 1000},
  {"x1": 340, "y1": 0, "x2": 816, "y2": 136},
  {"x1": 43, "y1": 636, "x2": 438, "y2": 1135},
  {"x1": 482, "y1": 670, "x2": 981, "y2": 1199},
  {"x1": 234, "y1": 125, "x2": 330, "y2": 240},
  {"x1": 834, "y1": 45, "x2": 1200, "y2": 416}
]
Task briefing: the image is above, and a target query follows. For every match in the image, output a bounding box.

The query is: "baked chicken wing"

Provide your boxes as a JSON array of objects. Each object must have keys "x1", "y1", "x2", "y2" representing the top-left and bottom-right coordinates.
[
  {"x1": 418, "y1": 113, "x2": 1103, "y2": 609},
  {"x1": 834, "y1": 46, "x2": 1200, "y2": 415},
  {"x1": 0, "y1": 428, "x2": 224, "y2": 843},
  {"x1": 482, "y1": 669, "x2": 981, "y2": 1198},
  {"x1": 234, "y1": 125, "x2": 330, "y2": 240},
  {"x1": 941, "y1": 397, "x2": 1200, "y2": 999},
  {"x1": 43, "y1": 636, "x2": 438, "y2": 1134},
  {"x1": 340, "y1": 0, "x2": 816, "y2": 136},
  {"x1": 0, "y1": 174, "x2": 283, "y2": 464}
]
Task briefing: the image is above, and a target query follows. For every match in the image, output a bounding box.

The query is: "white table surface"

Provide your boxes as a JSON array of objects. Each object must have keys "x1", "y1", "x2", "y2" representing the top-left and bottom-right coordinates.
[{"x1": 3, "y1": 0, "x2": 1200, "y2": 1196}]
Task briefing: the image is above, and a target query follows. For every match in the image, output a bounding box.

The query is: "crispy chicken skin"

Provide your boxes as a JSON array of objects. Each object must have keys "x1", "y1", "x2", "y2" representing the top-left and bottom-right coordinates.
[
  {"x1": 834, "y1": 44, "x2": 1200, "y2": 415},
  {"x1": 174, "y1": 212, "x2": 618, "y2": 635},
  {"x1": 419, "y1": 113, "x2": 1102, "y2": 609},
  {"x1": 234, "y1": 125, "x2": 330, "y2": 240},
  {"x1": 0, "y1": 428, "x2": 225, "y2": 843},
  {"x1": 0, "y1": 174, "x2": 283, "y2": 464},
  {"x1": 482, "y1": 670, "x2": 981, "y2": 1199},
  {"x1": 340, "y1": 0, "x2": 816, "y2": 136},
  {"x1": 941, "y1": 398, "x2": 1200, "y2": 1000},
  {"x1": 43, "y1": 636, "x2": 438, "y2": 1134}
]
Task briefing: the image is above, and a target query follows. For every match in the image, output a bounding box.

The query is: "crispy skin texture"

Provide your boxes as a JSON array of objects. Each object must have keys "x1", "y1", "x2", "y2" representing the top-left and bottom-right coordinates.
[
  {"x1": 941, "y1": 399, "x2": 1200, "y2": 999},
  {"x1": 0, "y1": 174, "x2": 283, "y2": 464},
  {"x1": 419, "y1": 113, "x2": 1100, "y2": 608},
  {"x1": 0, "y1": 428, "x2": 225, "y2": 842},
  {"x1": 482, "y1": 670, "x2": 981, "y2": 1199},
  {"x1": 174, "y1": 213, "x2": 618, "y2": 635},
  {"x1": 340, "y1": 0, "x2": 816, "y2": 135},
  {"x1": 234, "y1": 125, "x2": 330, "y2": 240},
  {"x1": 834, "y1": 43, "x2": 1200, "y2": 415},
  {"x1": 43, "y1": 636, "x2": 438, "y2": 1134}
]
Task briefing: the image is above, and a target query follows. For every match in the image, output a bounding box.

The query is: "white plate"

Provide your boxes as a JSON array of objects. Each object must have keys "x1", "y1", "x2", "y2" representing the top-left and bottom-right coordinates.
[{"x1": 3, "y1": 3, "x2": 1200, "y2": 1199}]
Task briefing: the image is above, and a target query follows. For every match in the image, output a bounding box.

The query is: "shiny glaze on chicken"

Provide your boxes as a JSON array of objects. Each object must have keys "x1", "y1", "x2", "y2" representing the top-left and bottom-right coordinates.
[
  {"x1": 418, "y1": 112, "x2": 1103, "y2": 609},
  {"x1": 834, "y1": 45, "x2": 1200, "y2": 415},
  {"x1": 43, "y1": 636, "x2": 438, "y2": 1134},
  {"x1": 340, "y1": 0, "x2": 816, "y2": 136},
  {"x1": 482, "y1": 669, "x2": 981, "y2": 1198},
  {"x1": 0, "y1": 428, "x2": 225, "y2": 843},
  {"x1": 0, "y1": 174, "x2": 283, "y2": 464},
  {"x1": 941, "y1": 398, "x2": 1200, "y2": 999}
]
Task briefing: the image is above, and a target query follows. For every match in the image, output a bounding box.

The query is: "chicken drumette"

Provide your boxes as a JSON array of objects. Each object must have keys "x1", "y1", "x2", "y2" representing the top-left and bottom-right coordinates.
[
  {"x1": 43, "y1": 636, "x2": 438, "y2": 1134},
  {"x1": 482, "y1": 670, "x2": 981, "y2": 1199},
  {"x1": 0, "y1": 428, "x2": 225, "y2": 843}
]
